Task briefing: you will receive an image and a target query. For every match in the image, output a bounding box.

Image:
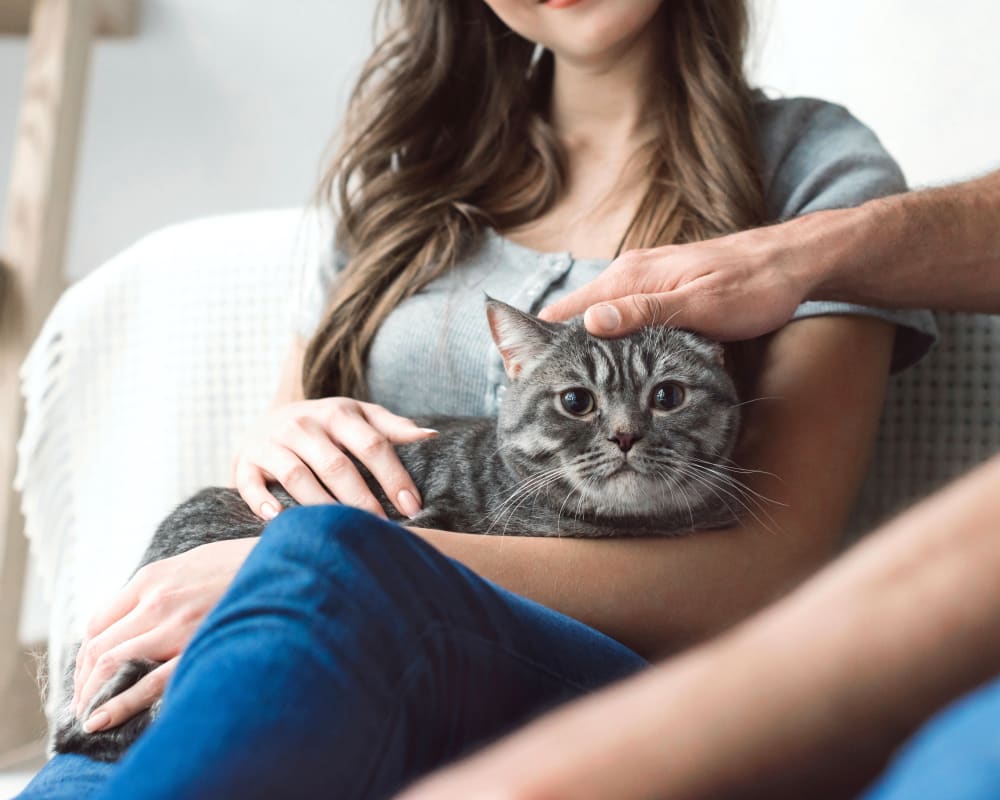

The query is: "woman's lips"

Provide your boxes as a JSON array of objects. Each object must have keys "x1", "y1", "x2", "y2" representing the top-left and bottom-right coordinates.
[{"x1": 540, "y1": 0, "x2": 584, "y2": 8}]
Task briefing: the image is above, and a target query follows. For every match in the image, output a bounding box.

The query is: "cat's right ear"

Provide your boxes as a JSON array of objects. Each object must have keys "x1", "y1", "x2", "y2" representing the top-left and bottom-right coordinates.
[{"x1": 486, "y1": 298, "x2": 561, "y2": 380}]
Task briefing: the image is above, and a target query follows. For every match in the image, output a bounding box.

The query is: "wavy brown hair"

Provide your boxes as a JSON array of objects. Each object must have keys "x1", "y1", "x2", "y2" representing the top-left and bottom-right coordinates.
[{"x1": 303, "y1": 0, "x2": 765, "y2": 400}]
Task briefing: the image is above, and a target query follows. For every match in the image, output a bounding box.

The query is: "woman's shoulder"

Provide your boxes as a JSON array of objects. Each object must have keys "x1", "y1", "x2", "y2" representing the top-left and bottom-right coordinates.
[{"x1": 751, "y1": 93, "x2": 906, "y2": 221}]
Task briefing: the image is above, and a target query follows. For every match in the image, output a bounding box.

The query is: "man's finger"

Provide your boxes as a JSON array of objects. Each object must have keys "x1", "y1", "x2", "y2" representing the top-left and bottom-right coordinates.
[
  {"x1": 539, "y1": 274, "x2": 623, "y2": 322},
  {"x1": 582, "y1": 293, "x2": 687, "y2": 337}
]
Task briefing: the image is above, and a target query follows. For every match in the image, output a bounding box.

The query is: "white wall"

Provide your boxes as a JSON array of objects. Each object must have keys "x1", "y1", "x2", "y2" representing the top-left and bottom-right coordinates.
[
  {"x1": 4, "y1": 2, "x2": 1000, "y2": 641},
  {"x1": 751, "y1": 0, "x2": 1000, "y2": 186},
  {"x1": 0, "y1": 0, "x2": 378, "y2": 281}
]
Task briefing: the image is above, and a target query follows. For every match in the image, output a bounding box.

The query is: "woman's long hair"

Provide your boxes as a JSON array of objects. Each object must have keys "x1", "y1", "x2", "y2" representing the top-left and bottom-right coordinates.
[{"x1": 302, "y1": 0, "x2": 765, "y2": 400}]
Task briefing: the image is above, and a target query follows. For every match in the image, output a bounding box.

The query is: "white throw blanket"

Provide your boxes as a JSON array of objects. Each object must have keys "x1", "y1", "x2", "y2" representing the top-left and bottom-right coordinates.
[{"x1": 15, "y1": 208, "x2": 332, "y2": 721}]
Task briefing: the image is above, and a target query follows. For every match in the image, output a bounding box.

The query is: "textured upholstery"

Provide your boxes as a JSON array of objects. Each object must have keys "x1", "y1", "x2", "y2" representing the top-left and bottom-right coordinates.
[{"x1": 851, "y1": 312, "x2": 1000, "y2": 535}]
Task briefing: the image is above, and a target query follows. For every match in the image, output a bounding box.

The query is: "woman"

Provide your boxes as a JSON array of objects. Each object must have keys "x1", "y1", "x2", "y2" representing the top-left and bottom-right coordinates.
[{"x1": 21, "y1": 0, "x2": 935, "y2": 797}]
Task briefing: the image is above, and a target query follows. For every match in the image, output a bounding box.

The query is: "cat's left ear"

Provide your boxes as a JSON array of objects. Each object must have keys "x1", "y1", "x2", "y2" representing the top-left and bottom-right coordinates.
[{"x1": 486, "y1": 298, "x2": 561, "y2": 380}]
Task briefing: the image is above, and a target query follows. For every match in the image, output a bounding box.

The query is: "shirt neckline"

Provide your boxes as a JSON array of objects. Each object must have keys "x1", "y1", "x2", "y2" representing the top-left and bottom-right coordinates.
[{"x1": 484, "y1": 227, "x2": 613, "y2": 267}]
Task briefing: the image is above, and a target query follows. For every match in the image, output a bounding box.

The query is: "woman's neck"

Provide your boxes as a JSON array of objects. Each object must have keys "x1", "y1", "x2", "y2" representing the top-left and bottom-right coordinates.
[
  {"x1": 548, "y1": 28, "x2": 658, "y2": 152},
  {"x1": 503, "y1": 27, "x2": 660, "y2": 258}
]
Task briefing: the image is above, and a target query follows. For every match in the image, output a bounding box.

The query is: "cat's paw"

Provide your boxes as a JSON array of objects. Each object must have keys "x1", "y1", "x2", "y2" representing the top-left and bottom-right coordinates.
[
  {"x1": 53, "y1": 657, "x2": 162, "y2": 762},
  {"x1": 404, "y1": 507, "x2": 447, "y2": 529}
]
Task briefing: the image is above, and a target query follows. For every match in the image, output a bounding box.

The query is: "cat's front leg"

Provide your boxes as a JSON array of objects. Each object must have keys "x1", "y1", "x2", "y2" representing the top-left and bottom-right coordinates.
[
  {"x1": 53, "y1": 650, "x2": 163, "y2": 762},
  {"x1": 404, "y1": 507, "x2": 452, "y2": 530}
]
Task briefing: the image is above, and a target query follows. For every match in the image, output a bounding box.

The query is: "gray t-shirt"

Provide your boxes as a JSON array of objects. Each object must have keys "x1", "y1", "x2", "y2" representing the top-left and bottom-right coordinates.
[{"x1": 297, "y1": 96, "x2": 938, "y2": 417}]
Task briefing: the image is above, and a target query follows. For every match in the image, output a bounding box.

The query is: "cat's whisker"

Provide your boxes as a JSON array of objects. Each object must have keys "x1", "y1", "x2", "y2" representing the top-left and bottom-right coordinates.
[
  {"x1": 486, "y1": 472, "x2": 563, "y2": 526},
  {"x1": 683, "y1": 452, "x2": 779, "y2": 480},
  {"x1": 727, "y1": 395, "x2": 785, "y2": 410},
  {"x1": 684, "y1": 460, "x2": 788, "y2": 510},
  {"x1": 678, "y1": 462, "x2": 782, "y2": 534},
  {"x1": 482, "y1": 471, "x2": 562, "y2": 525},
  {"x1": 665, "y1": 464, "x2": 750, "y2": 530},
  {"x1": 651, "y1": 466, "x2": 696, "y2": 531},
  {"x1": 680, "y1": 461, "x2": 768, "y2": 510},
  {"x1": 677, "y1": 466, "x2": 747, "y2": 527},
  {"x1": 555, "y1": 472, "x2": 595, "y2": 535},
  {"x1": 497, "y1": 473, "x2": 569, "y2": 536},
  {"x1": 486, "y1": 467, "x2": 572, "y2": 535}
]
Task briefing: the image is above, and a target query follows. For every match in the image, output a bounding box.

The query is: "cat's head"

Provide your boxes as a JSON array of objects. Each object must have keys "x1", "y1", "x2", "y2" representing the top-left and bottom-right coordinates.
[{"x1": 486, "y1": 298, "x2": 741, "y2": 522}]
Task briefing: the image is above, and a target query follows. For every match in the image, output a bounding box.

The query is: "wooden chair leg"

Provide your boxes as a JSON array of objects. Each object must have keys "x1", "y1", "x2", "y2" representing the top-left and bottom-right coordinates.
[{"x1": 0, "y1": 0, "x2": 99, "y2": 753}]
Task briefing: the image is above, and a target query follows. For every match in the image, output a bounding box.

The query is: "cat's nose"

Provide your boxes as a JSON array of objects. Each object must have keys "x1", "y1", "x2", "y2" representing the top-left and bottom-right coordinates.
[{"x1": 609, "y1": 431, "x2": 642, "y2": 453}]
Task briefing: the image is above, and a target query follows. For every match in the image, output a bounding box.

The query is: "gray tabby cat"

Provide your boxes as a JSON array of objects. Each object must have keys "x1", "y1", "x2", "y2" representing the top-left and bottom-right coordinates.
[{"x1": 55, "y1": 298, "x2": 743, "y2": 761}]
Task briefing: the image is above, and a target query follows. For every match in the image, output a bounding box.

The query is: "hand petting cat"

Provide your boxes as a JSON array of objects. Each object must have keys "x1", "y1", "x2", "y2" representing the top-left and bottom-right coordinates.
[
  {"x1": 231, "y1": 397, "x2": 437, "y2": 520},
  {"x1": 539, "y1": 222, "x2": 813, "y2": 341}
]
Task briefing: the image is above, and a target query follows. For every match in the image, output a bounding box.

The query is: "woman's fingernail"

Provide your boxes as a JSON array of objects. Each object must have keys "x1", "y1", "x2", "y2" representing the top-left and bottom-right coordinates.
[
  {"x1": 397, "y1": 490, "x2": 422, "y2": 518},
  {"x1": 589, "y1": 304, "x2": 622, "y2": 332},
  {"x1": 261, "y1": 502, "x2": 278, "y2": 520},
  {"x1": 419, "y1": 428, "x2": 439, "y2": 436},
  {"x1": 83, "y1": 711, "x2": 110, "y2": 733}
]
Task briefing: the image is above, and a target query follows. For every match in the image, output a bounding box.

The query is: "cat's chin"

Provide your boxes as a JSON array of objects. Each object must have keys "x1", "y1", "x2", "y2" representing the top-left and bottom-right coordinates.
[{"x1": 588, "y1": 469, "x2": 670, "y2": 516}]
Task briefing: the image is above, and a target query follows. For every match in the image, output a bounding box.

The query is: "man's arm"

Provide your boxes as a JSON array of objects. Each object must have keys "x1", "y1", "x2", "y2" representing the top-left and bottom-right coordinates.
[
  {"x1": 540, "y1": 169, "x2": 1000, "y2": 338},
  {"x1": 813, "y1": 170, "x2": 1000, "y2": 311},
  {"x1": 400, "y1": 453, "x2": 1000, "y2": 800}
]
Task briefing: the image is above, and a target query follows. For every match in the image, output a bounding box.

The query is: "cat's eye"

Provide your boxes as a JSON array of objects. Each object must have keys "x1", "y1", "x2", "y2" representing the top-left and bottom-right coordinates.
[
  {"x1": 560, "y1": 388, "x2": 595, "y2": 416},
  {"x1": 651, "y1": 382, "x2": 685, "y2": 411}
]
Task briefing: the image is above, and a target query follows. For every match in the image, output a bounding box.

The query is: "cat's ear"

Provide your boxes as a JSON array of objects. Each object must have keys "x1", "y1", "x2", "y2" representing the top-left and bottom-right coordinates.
[{"x1": 486, "y1": 298, "x2": 560, "y2": 380}]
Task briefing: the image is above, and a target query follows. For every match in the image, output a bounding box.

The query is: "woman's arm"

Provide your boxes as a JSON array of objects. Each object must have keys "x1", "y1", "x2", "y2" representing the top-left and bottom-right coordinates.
[{"x1": 412, "y1": 314, "x2": 896, "y2": 659}]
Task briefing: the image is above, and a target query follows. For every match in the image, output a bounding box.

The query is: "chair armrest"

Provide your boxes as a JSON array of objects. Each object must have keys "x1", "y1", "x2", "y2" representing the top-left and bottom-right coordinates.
[
  {"x1": 850, "y1": 311, "x2": 1000, "y2": 537},
  {"x1": 16, "y1": 207, "x2": 331, "y2": 722}
]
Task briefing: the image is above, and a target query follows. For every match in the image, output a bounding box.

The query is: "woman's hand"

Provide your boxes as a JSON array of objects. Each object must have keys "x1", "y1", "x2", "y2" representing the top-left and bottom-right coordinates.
[
  {"x1": 539, "y1": 221, "x2": 821, "y2": 341},
  {"x1": 71, "y1": 537, "x2": 257, "y2": 732},
  {"x1": 232, "y1": 397, "x2": 438, "y2": 521}
]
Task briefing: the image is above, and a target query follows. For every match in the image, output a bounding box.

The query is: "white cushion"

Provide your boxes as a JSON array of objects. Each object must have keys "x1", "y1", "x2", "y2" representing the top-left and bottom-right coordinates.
[{"x1": 16, "y1": 207, "x2": 331, "y2": 720}]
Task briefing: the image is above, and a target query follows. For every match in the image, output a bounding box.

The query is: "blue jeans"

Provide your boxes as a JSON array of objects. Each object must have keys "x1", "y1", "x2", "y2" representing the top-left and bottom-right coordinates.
[
  {"x1": 18, "y1": 506, "x2": 646, "y2": 800},
  {"x1": 859, "y1": 674, "x2": 1000, "y2": 800}
]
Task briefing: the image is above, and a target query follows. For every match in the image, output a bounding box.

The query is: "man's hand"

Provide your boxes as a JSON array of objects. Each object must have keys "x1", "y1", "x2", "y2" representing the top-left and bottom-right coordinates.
[{"x1": 539, "y1": 224, "x2": 817, "y2": 341}]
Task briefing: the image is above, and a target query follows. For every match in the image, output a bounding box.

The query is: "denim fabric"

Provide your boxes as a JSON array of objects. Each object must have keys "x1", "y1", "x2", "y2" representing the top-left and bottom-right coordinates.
[
  {"x1": 860, "y1": 673, "x2": 1000, "y2": 800},
  {"x1": 18, "y1": 506, "x2": 646, "y2": 800}
]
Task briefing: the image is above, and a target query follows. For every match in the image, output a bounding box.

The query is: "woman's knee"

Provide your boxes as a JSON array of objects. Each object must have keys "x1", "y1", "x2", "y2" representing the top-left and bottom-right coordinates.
[
  {"x1": 250, "y1": 504, "x2": 463, "y2": 612},
  {"x1": 259, "y1": 504, "x2": 422, "y2": 565}
]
